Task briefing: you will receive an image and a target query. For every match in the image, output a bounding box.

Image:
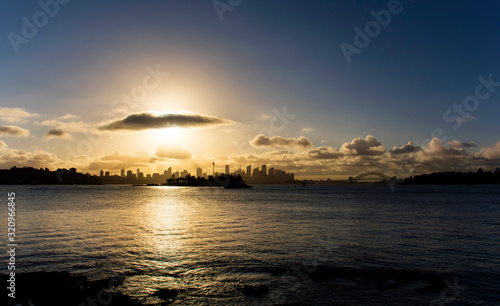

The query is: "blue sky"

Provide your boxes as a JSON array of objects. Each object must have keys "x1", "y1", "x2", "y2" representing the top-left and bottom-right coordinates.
[{"x1": 1, "y1": 0, "x2": 500, "y2": 179}]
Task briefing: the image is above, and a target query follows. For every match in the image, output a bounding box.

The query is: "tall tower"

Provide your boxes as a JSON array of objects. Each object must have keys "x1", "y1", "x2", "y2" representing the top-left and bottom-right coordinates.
[
  {"x1": 225, "y1": 165, "x2": 230, "y2": 175},
  {"x1": 212, "y1": 162, "x2": 215, "y2": 176}
]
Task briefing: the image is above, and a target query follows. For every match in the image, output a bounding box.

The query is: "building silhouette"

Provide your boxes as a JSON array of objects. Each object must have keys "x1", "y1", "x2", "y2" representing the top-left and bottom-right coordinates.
[{"x1": 94, "y1": 163, "x2": 296, "y2": 185}]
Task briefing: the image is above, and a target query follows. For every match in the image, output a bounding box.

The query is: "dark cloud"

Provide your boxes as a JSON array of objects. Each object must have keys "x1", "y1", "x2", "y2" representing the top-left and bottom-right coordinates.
[
  {"x1": 99, "y1": 112, "x2": 235, "y2": 131},
  {"x1": 0, "y1": 125, "x2": 30, "y2": 137},
  {"x1": 155, "y1": 143, "x2": 192, "y2": 160},
  {"x1": 46, "y1": 129, "x2": 71, "y2": 140},
  {"x1": 447, "y1": 140, "x2": 477, "y2": 148},
  {"x1": 340, "y1": 135, "x2": 386, "y2": 155},
  {"x1": 390, "y1": 141, "x2": 421, "y2": 155},
  {"x1": 250, "y1": 134, "x2": 313, "y2": 149},
  {"x1": 308, "y1": 146, "x2": 343, "y2": 160}
]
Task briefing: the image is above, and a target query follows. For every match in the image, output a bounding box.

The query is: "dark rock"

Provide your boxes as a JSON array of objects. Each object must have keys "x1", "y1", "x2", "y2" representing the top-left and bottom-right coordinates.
[
  {"x1": 152, "y1": 288, "x2": 178, "y2": 301},
  {"x1": 0, "y1": 271, "x2": 141, "y2": 306},
  {"x1": 242, "y1": 284, "x2": 269, "y2": 296}
]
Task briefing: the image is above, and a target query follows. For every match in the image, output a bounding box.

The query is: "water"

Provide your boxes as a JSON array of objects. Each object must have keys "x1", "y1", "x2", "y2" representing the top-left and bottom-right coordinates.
[{"x1": 1, "y1": 184, "x2": 499, "y2": 305}]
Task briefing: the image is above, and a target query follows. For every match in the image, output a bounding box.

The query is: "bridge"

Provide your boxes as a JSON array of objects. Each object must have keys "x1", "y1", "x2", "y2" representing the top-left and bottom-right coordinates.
[{"x1": 349, "y1": 172, "x2": 396, "y2": 183}]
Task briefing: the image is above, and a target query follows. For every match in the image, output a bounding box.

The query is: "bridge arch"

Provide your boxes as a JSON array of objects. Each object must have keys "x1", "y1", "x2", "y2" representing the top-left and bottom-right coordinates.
[{"x1": 350, "y1": 172, "x2": 394, "y2": 183}]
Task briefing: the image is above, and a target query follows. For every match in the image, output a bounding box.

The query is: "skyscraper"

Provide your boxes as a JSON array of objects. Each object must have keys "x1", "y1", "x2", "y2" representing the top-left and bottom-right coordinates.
[
  {"x1": 165, "y1": 167, "x2": 172, "y2": 178},
  {"x1": 197, "y1": 168, "x2": 202, "y2": 178},
  {"x1": 225, "y1": 165, "x2": 230, "y2": 175},
  {"x1": 246, "y1": 165, "x2": 251, "y2": 178},
  {"x1": 121, "y1": 169, "x2": 125, "y2": 177},
  {"x1": 262, "y1": 164, "x2": 267, "y2": 177}
]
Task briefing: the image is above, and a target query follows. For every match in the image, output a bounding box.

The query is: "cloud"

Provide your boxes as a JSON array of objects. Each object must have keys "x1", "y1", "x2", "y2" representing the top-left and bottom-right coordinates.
[
  {"x1": 340, "y1": 135, "x2": 386, "y2": 155},
  {"x1": 99, "y1": 112, "x2": 235, "y2": 131},
  {"x1": 45, "y1": 129, "x2": 72, "y2": 140},
  {"x1": 0, "y1": 125, "x2": 30, "y2": 137},
  {"x1": 59, "y1": 114, "x2": 81, "y2": 120},
  {"x1": 300, "y1": 128, "x2": 314, "y2": 133},
  {"x1": 0, "y1": 107, "x2": 41, "y2": 124},
  {"x1": 0, "y1": 149, "x2": 59, "y2": 169},
  {"x1": 308, "y1": 146, "x2": 343, "y2": 160},
  {"x1": 155, "y1": 143, "x2": 192, "y2": 160},
  {"x1": 457, "y1": 115, "x2": 476, "y2": 123},
  {"x1": 475, "y1": 141, "x2": 500, "y2": 160},
  {"x1": 421, "y1": 138, "x2": 466, "y2": 156},
  {"x1": 447, "y1": 140, "x2": 477, "y2": 148},
  {"x1": 87, "y1": 150, "x2": 157, "y2": 171},
  {"x1": 0, "y1": 141, "x2": 7, "y2": 152},
  {"x1": 35, "y1": 120, "x2": 94, "y2": 133},
  {"x1": 250, "y1": 134, "x2": 313, "y2": 149},
  {"x1": 260, "y1": 114, "x2": 273, "y2": 121},
  {"x1": 389, "y1": 141, "x2": 421, "y2": 155}
]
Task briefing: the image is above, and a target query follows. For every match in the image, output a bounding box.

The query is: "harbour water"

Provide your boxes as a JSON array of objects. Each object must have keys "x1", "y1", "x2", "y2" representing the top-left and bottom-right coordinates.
[{"x1": 1, "y1": 184, "x2": 499, "y2": 305}]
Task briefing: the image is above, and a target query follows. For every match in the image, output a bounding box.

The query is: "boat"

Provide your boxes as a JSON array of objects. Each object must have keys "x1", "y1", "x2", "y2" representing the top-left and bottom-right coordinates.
[{"x1": 224, "y1": 181, "x2": 252, "y2": 189}]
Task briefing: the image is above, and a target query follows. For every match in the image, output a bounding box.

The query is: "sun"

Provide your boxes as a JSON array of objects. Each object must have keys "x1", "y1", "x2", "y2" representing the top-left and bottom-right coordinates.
[{"x1": 148, "y1": 127, "x2": 186, "y2": 144}]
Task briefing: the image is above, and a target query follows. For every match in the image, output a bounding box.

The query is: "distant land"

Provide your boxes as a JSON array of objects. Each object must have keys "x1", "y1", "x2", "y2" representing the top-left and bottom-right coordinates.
[{"x1": 1, "y1": 166, "x2": 500, "y2": 185}]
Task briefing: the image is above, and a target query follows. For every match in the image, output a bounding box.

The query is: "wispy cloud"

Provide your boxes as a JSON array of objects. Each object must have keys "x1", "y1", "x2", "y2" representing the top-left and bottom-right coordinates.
[
  {"x1": 0, "y1": 107, "x2": 41, "y2": 124},
  {"x1": 59, "y1": 114, "x2": 81, "y2": 120},
  {"x1": 457, "y1": 115, "x2": 476, "y2": 123},
  {"x1": 34, "y1": 120, "x2": 95, "y2": 133},
  {"x1": 99, "y1": 112, "x2": 235, "y2": 131},
  {"x1": 0, "y1": 125, "x2": 30, "y2": 137},
  {"x1": 447, "y1": 140, "x2": 477, "y2": 148},
  {"x1": 300, "y1": 127, "x2": 314, "y2": 133}
]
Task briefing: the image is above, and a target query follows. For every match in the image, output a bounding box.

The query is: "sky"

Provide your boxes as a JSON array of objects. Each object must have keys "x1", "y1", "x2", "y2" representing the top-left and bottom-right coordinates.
[{"x1": 1, "y1": 0, "x2": 500, "y2": 179}]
